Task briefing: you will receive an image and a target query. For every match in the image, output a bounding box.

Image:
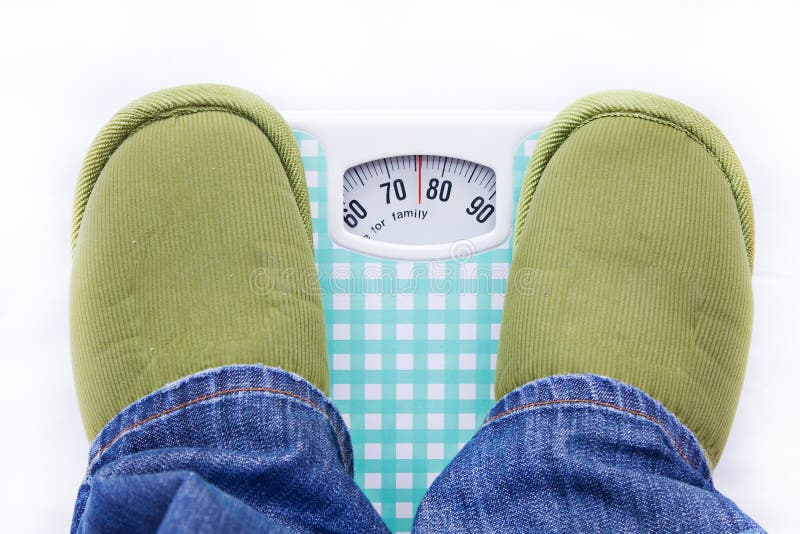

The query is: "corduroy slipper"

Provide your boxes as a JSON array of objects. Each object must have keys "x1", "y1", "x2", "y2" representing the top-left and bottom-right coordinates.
[
  {"x1": 495, "y1": 90, "x2": 754, "y2": 466},
  {"x1": 70, "y1": 84, "x2": 328, "y2": 438}
]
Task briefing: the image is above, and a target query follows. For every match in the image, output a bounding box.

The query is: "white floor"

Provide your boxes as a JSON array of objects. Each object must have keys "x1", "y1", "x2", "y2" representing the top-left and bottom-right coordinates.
[{"x1": 1, "y1": 1, "x2": 798, "y2": 531}]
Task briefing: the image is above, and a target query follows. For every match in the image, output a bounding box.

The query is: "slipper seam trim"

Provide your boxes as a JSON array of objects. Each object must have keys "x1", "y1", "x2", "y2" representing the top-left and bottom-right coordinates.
[
  {"x1": 72, "y1": 105, "x2": 307, "y2": 245},
  {"x1": 514, "y1": 94, "x2": 754, "y2": 272},
  {"x1": 518, "y1": 110, "x2": 747, "y2": 255},
  {"x1": 71, "y1": 85, "x2": 312, "y2": 252}
]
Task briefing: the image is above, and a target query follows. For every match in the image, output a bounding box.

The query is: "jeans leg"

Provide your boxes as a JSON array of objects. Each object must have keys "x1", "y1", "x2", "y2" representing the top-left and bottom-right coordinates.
[
  {"x1": 413, "y1": 374, "x2": 763, "y2": 533},
  {"x1": 71, "y1": 364, "x2": 388, "y2": 533}
]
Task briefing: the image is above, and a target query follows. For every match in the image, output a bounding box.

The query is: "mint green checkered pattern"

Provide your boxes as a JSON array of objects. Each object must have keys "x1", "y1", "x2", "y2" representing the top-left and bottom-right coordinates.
[{"x1": 295, "y1": 130, "x2": 541, "y2": 533}]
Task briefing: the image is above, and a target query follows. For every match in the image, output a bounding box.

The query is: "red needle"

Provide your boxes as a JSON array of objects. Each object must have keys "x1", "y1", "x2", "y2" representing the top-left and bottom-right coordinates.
[{"x1": 417, "y1": 155, "x2": 422, "y2": 204}]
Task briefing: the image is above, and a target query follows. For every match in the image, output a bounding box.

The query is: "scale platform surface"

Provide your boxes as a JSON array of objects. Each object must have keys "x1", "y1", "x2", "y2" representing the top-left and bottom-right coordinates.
[{"x1": 285, "y1": 112, "x2": 551, "y2": 532}]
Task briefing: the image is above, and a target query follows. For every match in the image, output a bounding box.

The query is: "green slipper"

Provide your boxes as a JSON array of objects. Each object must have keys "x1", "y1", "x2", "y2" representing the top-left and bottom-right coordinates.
[
  {"x1": 70, "y1": 84, "x2": 328, "y2": 438},
  {"x1": 496, "y1": 91, "x2": 754, "y2": 467}
]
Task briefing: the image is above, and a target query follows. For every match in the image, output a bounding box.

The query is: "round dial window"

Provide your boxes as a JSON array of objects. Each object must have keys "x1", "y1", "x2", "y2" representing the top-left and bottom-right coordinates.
[{"x1": 342, "y1": 155, "x2": 497, "y2": 246}]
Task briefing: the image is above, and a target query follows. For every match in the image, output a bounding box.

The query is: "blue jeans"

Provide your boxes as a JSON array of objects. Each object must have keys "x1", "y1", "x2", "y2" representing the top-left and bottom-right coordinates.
[{"x1": 72, "y1": 365, "x2": 762, "y2": 533}]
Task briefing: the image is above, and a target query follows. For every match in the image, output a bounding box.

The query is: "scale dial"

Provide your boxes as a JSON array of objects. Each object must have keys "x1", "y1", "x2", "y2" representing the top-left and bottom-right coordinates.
[{"x1": 342, "y1": 155, "x2": 497, "y2": 247}]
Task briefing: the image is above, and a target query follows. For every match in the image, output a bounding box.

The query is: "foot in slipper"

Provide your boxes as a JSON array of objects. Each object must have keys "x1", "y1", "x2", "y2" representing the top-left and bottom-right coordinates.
[
  {"x1": 496, "y1": 91, "x2": 754, "y2": 466},
  {"x1": 70, "y1": 84, "x2": 328, "y2": 438}
]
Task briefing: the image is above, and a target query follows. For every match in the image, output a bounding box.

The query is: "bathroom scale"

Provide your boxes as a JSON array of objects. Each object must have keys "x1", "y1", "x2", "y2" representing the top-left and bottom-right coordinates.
[{"x1": 284, "y1": 111, "x2": 553, "y2": 532}]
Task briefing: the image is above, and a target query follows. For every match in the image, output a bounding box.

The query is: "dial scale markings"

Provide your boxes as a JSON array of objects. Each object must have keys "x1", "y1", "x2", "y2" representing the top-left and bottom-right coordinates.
[{"x1": 343, "y1": 155, "x2": 497, "y2": 246}]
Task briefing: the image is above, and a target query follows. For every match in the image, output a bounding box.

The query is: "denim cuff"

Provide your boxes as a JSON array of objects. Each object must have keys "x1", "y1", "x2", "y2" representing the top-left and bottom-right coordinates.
[
  {"x1": 484, "y1": 374, "x2": 711, "y2": 480},
  {"x1": 84, "y1": 365, "x2": 353, "y2": 477}
]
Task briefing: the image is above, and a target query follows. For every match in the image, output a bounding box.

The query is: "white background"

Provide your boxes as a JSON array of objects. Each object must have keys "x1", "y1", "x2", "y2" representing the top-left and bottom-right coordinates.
[{"x1": 1, "y1": 1, "x2": 798, "y2": 532}]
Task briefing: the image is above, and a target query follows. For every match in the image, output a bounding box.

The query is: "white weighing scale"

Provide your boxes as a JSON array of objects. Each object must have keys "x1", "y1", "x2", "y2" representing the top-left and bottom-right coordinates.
[{"x1": 283, "y1": 111, "x2": 553, "y2": 532}]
